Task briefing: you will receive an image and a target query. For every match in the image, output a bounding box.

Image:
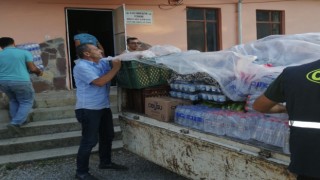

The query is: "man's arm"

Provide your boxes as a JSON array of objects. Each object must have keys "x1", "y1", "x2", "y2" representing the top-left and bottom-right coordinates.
[
  {"x1": 26, "y1": 62, "x2": 43, "y2": 76},
  {"x1": 74, "y1": 40, "x2": 81, "y2": 48},
  {"x1": 253, "y1": 94, "x2": 287, "y2": 113},
  {"x1": 91, "y1": 59, "x2": 121, "y2": 87}
]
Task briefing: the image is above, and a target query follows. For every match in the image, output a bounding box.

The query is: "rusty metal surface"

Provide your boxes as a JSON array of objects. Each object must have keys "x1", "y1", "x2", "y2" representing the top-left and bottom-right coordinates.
[{"x1": 119, "y1": 114, "x2": 296, "y2": 180}]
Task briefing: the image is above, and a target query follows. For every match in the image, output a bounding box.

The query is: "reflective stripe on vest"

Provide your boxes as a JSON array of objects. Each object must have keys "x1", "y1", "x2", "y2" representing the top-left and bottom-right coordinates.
[{"x1": 290, "y1": 121, "x2": 320, "y2": 129}]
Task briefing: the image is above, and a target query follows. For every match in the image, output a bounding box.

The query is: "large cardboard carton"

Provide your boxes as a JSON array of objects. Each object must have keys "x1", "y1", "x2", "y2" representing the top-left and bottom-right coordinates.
[{"x1": 145, "y1": 96, "x2": 192, "y2": 122}]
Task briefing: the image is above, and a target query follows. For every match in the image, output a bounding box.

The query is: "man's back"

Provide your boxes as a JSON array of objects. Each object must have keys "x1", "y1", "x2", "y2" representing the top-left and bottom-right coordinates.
[
  {"x1": 281, "y1": 60, "x2": 320, "y2": 120},
  {"x1": 267, "y1": 60, "x2": 320, "y2": 177},
  {"x1": 0, "y1": 47, "x2": 33, "y2": 81}
]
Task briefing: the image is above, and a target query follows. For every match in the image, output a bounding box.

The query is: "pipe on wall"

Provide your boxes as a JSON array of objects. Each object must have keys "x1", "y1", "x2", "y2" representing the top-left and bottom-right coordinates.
[{"x1": 237, "y1": 0, "x2": 243, "y2": 44}]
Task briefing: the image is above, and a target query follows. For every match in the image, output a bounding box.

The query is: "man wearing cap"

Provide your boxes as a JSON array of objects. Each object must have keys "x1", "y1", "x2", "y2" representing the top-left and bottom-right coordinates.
[{"x1": 74, "y1": 31, "x2": 105, "y2": 56}]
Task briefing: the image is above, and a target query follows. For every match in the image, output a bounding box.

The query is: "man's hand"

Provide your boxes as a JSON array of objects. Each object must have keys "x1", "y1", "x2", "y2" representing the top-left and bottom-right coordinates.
[
  {"x1": 112, "y1": 59, "x2": 122, "y2": 71},
  {"x1": 91, "y1": 59, "x2": 122, "y2": 87},
  {"x1": 37, "y1": 71, "x2": 43, "y2": 77},
  {"x1": 27, "y1": 62, "x2": 43, "y2": 77}
]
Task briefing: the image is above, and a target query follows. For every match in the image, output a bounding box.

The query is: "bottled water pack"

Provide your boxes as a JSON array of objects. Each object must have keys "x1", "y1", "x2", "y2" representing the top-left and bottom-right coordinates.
[{"x1": 17, "y1": 43, "x2": 44, "y2": 71}]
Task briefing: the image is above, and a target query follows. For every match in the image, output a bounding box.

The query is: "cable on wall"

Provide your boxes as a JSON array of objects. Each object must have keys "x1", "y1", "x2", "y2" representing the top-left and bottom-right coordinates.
[{"x1": 158, "y1": 0, "x2": 184, "y2": 10}]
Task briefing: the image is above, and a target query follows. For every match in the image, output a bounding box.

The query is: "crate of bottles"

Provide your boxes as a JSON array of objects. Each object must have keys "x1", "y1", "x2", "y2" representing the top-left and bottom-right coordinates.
[{"x1": 117, "y1": 60, "x2": 171, "y2": 89}]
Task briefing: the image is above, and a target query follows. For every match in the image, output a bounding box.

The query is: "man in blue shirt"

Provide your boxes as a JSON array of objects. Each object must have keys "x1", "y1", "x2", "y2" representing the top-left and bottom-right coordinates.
[
  {"x1": 0, "y1": 37, "x2": 43, "y2": 131},
  {"x1": 73, "y1": 43, "x2": 127, "y2": 180}
]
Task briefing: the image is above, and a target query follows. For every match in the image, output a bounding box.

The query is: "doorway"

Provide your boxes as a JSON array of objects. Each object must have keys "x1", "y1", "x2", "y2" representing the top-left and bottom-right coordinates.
[{"x1": 66, "y1": 8, "x2": 115, "y2": 88}]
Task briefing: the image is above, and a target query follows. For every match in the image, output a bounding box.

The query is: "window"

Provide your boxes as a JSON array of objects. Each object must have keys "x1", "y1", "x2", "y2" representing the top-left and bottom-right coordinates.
[
  {"x1": 187, "y1": 8, "x2": 221, "y2": 52},
  {"x1": 256, "y1": 10, "x2": 284, "y2": 39}
]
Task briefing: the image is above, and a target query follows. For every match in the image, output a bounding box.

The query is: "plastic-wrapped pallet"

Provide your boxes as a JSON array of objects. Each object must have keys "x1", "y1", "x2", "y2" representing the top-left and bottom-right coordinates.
[{"x1": 16, "y1": 43, "x2": 44, "y2": 71}]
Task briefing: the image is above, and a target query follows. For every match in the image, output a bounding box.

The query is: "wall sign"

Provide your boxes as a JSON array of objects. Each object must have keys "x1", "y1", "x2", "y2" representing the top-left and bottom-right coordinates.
[{"x1": 125, "y1": 10, "x2": 153, "y2": 25}]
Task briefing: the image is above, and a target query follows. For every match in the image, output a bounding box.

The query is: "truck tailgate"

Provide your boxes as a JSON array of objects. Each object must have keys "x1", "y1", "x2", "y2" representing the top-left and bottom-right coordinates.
[{"x1": 119, "y1": 113, "x2": 295, "y2": 180}]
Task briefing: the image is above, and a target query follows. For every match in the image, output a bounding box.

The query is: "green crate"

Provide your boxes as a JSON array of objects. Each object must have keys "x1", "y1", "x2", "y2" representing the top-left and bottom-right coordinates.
[{"x1": 117, "y1": 61, "x2": 171, "y2": 89}]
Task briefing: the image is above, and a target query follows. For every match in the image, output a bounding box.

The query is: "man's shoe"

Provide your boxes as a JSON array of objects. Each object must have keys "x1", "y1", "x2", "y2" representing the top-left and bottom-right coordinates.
[
  {"x1": 99, "y1": 162, "x2": 128, "y2": 170},
  {"x1": 75, "y1": 173, "x2": 98, "y2": 180},
  {"x1": 21, "y1": 120, "x2": 31, "y2": 126},
  {"x1": 6, "y1": 124, "x2": 21, "y2": 133}
]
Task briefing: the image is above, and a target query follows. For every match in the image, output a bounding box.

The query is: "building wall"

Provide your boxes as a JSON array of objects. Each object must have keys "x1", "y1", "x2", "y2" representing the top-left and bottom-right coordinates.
[
  {"x1": 0, "y1": 0, "x2": 320, "y2": 91},
  {"x1": 2, "y1": 0, "x2": 319, "y2": 49},
  {"x1": 241, "y1": 1, "x2": 320, "y2": 42}
]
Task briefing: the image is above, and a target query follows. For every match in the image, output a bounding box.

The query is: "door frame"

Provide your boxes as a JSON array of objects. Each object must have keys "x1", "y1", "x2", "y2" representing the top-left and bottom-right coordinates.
[{"x1": 65, "y1": 7, "x2": 117, "y2": 89}]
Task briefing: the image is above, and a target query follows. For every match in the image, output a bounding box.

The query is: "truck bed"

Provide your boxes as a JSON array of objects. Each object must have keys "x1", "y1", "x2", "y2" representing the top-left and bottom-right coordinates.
[{"x1": 119, "y1": 112, "x2": 295, "y2": 180}]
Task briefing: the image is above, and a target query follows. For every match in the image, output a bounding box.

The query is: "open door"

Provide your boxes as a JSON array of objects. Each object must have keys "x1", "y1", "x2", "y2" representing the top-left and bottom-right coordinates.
[
  {"x1": 113, "y1": 4, "x2": 127, "y2": 55},
  {"x1": 66, "y1": 6, "x2": 125, "y2": 89},
  {"x1": 66, "y1": 8, "x2": 114, "y2": 89}
]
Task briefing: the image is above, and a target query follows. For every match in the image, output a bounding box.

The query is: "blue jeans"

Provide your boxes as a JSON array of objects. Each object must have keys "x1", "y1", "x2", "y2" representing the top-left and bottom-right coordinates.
[
  {"x1": 75, "y1": 108, "x2": 114, "y2": 175},
  {"x1": 0, "y1": 80, "x2": 35, "y2": 125}
]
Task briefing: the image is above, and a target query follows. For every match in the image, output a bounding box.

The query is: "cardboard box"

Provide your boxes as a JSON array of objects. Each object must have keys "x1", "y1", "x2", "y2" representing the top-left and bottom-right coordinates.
[
  {"x1": 122, "y1": 86, "x2": 170, "y2": 114},
  {"x1": 145, "y1": 96, "x2": 192, "y2": 122}
]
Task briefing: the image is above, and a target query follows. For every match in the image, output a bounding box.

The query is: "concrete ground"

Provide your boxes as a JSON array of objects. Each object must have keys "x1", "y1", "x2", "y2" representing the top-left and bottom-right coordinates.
[{"x1": 0, "y1": 149, "x2": 188, "y2": 180}]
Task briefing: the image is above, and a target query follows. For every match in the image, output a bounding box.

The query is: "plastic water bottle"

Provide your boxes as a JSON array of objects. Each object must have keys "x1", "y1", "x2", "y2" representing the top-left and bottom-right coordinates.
[
  {"x1": 270, "y1": 118, "x2": 284, "y2": 146},
  {"x1": 247, "y1": 113, "x2": 258, "y2": 140},
  {"x1": 174, "y1": 106, "x2": 182, "y2": 125},
  {"x1": 273, "y1": 121, "x2": 286, "y2": 147},
  {"x1": 170, "y1": 83, "x2": 175, "y2": 89},
  {"x1": 177, "y1": 92, "x2": 182, "y2": 98},
  {"x1": 250, "y1": 74, "x2": 278, "y2": 94},
  {"x1": 190, "y1": 106, "x2": 199, "y2": 129},
  {"x1": 24, "y1": 44, "x2": 30, "y2": 51},
  {"x1": 265, "y1": 113, "x2": 289, "y2": 120},
  {"x1": 187, "y1": 84, "x2": 196, "y2": 93},
  {"x1": 282, "y1": 123, "x2": 290, "y2": 154},
  {"x1": 214, "y1": 111, "x2": 226, "y2": 136},
  {"x1": 174, "y1": 83, "x2": 179, "y2": 90},
  {"x1": 225, "y1": 111, "x2": 235, "y2": 138},
  {"x1": 189, "y1": 94, "x2": 198, "y2": 101},
  {"x1": 180, "y1": 107, "x2": 188, "y2": 127},
  {"x1": 203, "y1": 112, "x2": 212, "y2": 133},
  {"x1": 185, "y1": 106, "x2": 193, "y2": 128},
  {"x1": 226, "y1": 111, "x2": 250, "y2": 140},
  {"x1": 242, "y1": 113, "x2": 258, "y2": 140},
  {"x1": 175, "y1": 106, "x2": 186, "y2": 126},
  {"x1": 194, "y1": 106, "x2": 208, "y2": 131},
  {"x1": 192, "y1": 106, "x2": 200, "y2": 129},
  {"x1": 238, "y1": 114, "x2": 250, "y2": 140},
  {"x1": 183, "y1": 106, "x2": 191, "y2": 127},
  {"x1": 251, "y1": 115, "x2": 265, "y2": 141},
  {"x1": 169, "y1": 91, "x2": 176, "y2": 98},
  {"x1": 260, "y1": 117, "x2": 271, "y2": 144},
  {"x1": 217, "y1": 95, "x2": 227, "y2": 102},
  {"x1": 37, "y1": 58, "x2": 44, "y2": 70},
  {"x1": 264, "y1": 117, "x2": 280, "y2": 146},
  {"x1": 36, "y1": 44, "x2": 42, "y2": 54},
  {"x1": 199, "y1": 84, "x2": 206, "y2": 91}
]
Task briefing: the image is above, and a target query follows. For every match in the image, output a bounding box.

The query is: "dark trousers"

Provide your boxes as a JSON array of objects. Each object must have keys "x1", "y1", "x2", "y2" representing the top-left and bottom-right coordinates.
[{"x1": 75, "y1": 108, "x2": 114, "y2": 175}]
